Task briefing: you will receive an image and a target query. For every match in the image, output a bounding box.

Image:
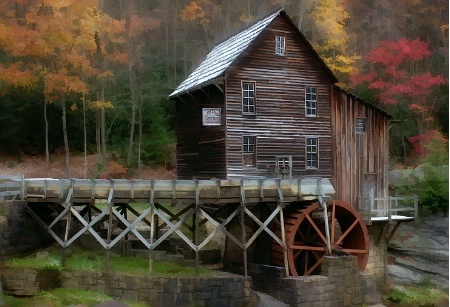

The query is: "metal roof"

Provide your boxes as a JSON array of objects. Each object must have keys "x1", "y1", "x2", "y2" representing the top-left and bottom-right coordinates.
[{"x1": 169, "y1": 9, "x2": 282, "y2": 98}]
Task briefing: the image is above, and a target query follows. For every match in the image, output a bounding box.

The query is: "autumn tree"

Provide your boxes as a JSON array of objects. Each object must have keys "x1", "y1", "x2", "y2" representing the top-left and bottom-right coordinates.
[
  {"x1": 308, "y1": 0, "x2": 360, "y2": 84},
  {"x1": 351, "y1": 38, "x2": 447, "y2": 160},
  {"x1": 0, "y1": 0, "x2": 119, "y2": 177}
]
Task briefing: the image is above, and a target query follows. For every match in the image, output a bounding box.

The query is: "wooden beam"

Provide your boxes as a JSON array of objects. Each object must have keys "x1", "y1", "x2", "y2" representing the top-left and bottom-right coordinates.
[{"x1": 385, "y1": 221, "x2": 402, "y2": 245}]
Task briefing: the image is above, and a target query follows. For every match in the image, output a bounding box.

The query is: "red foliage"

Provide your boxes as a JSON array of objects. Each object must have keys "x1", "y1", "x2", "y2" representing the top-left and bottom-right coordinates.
[
  {"x1": 351, "y1": 38, "x2": 447, "y2": 109},
  {"x1": 366, "y1": 38, "x2": 431, "y2": 67},
  {"x1": 100, "y1": 161, "x2": 128, "y2": 179},
  {"x1": 408, "y1": 130, "x2": 448, "y2": 158}
]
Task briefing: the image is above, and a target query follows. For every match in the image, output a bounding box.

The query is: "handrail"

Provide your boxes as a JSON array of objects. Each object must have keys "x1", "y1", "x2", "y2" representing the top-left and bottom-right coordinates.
[{"x1": 358, "y1": 194, "x2": 418, "y2": 222}]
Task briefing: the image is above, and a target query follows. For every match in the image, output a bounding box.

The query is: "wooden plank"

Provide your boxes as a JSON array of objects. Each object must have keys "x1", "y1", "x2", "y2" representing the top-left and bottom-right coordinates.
[{"x1": 24, "y1": 178, "x2": 335, "y2": 204}]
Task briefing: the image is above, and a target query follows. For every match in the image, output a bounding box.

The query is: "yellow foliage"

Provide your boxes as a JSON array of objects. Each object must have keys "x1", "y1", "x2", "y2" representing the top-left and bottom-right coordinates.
[
  {"x1": 70, "y1": 103, "x2": 77, "y2": 111},
  {"x1": 89, "y1": 100, "x2": 114, "y2": 109},
  {"x1": 180, "y1": 1, "x2": 209, "y2": 24}
]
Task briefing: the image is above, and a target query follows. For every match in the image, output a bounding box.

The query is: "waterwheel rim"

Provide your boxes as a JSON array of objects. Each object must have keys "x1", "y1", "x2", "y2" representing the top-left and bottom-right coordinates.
[{"x1": 279, "y1": 200, "x2": 369, "y2": 276}]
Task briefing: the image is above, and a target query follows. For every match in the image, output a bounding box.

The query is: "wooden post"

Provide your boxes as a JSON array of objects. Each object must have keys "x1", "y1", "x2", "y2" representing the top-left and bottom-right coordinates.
[
  {"x1": 194, "y1": 179, "x2": 200, "y2": 277},
  {"x1": 279, "y1": 202, "x2": 289, "y2": 276},
  {"x1": 149, "y1": 202, "x2": 155, "y2": 274},
  {"x1": 239, "y1": 180, "x2": 248, "y2": 277},
  {"x1": 149, "y1": 180, "x2": 155, "y2": 274},
  {"x1": 194, "y1": 204, "x2": 199, "y2": 276},
  {"x1": 106, "y1": 202, "x2": 113, "y2": 271},
  {"x1": 105, "y1": 187, "x2": 114, "y2": 271},
  {"x1": 240, "y1": 202, "x2": 247, "y2": 277},
  {"x1": 62, "y1": 205, "x2": 72, "y2": 268},
  {"x1": 121, "y1": 204, "x2": 128, "y2": 255}
]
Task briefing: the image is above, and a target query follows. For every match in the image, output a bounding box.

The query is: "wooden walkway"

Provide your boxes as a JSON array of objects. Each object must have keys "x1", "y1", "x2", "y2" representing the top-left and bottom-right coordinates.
[{"x1": 1, "y1": 176, "x2": 334, "y2": 276}]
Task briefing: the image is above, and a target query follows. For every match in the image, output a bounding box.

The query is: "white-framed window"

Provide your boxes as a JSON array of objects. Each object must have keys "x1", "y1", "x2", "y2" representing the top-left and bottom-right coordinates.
[
  {"x1": 243, "y1": 136, "x2": 256, "y2": 167},
  {"x1": 305, "y1": 86, "x2": 317, "y2": 116},
  {"x1": 356, "y1": 118, "x2": 366, "y2": 133},
  {"x1": 276, "y1": 35, "x2": 285, "y2": 55},
  {"x1": 242, "y1": 81, "x2": 256, "y2": 114},
  {"x1": 306, "y1": 137, "x2": 318, "y2": 169}
]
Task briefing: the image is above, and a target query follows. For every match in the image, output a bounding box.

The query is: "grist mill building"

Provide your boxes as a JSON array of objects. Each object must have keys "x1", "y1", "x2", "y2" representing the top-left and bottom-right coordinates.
[{"x1": 169, "y1": 9, "x2": 390, "y2": 209}]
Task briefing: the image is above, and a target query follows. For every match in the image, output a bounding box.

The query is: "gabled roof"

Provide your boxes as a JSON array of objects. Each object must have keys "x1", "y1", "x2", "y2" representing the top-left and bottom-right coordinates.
[
  {"x1": 169, "y1": 9, "x2": 282, "y2": 98},
  {"x1": 169, "y1": 9, "x2": 338, "y2": 99}
]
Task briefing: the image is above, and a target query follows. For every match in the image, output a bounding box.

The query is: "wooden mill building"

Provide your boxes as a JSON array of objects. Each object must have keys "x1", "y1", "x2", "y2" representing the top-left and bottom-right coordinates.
[{"x1": 169, "y1": 9, "x2": 391, "y2": 209}]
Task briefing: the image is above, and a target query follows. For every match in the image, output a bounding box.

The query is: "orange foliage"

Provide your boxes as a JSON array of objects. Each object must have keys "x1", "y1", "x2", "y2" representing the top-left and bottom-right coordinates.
[
  {"x1": 100, "y1": 161, "x2": 128, "y2": 179},
  {"x1": 179, "y1": 1, "x2": 210, "y2": 24}
]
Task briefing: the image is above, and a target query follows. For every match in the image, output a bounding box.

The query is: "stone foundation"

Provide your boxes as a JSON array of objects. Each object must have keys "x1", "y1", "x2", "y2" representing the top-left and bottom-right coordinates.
[
  {"x1": 0, "y1": 201, "x2": 51, "y2": 260},
  {"x1": 250, "y1": 256, "x2": 381, "y2": 307},
  {"x1": 367, "y1": 222, "x2": 388, "y2": 289},
  {"x1": 1, "y1": 268, "x2": 256, "y2": 307}
]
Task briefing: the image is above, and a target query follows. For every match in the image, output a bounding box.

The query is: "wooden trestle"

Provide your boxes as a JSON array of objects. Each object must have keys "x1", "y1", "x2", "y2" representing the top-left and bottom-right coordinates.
[{"x1": 21, "y1": 178, "x2": 334, "y2": 276}]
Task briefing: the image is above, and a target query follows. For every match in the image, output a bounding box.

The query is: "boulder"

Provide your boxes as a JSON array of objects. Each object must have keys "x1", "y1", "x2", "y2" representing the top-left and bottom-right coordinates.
[{"x1": 387, "y1": 216, "x2": 449, "y2": 289}]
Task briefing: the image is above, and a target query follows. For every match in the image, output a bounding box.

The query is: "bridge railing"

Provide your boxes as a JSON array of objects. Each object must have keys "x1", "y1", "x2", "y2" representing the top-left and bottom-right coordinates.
[
  {"x1": 358, "y1": 191, "x2": 418, "y2": 224},
  {"x1": 0, "y1": 175, "x2": 24, "y2": 201}
]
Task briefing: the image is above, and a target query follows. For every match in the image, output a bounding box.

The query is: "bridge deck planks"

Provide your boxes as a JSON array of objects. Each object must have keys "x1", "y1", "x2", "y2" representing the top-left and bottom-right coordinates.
[{"x1": 24, "y1": 178, "x2": 334, "y2": 204}]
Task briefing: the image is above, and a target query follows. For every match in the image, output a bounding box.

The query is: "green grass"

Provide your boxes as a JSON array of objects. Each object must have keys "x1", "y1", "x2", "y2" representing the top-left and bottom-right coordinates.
[
  {"x1": 383, "y1": 280, "x2": 449, "y2": 307},
  {"x1": 3, "y1": 245, "x2": 210, "y2": 276},
  {"x1": 2, "y1": 288, "x2": 148, "y2": 307}
]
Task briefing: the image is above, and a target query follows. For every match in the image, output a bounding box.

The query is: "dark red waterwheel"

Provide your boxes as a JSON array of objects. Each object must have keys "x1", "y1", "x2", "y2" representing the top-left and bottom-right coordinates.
[{"x1": 272, "y1": 200, "x2": 369, "y2": 276}]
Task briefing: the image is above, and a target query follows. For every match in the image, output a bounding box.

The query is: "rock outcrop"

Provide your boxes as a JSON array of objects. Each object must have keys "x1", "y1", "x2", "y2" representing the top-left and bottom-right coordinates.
[{"x1": 387, "y1": 215, "x2": 449, "y2": 289}]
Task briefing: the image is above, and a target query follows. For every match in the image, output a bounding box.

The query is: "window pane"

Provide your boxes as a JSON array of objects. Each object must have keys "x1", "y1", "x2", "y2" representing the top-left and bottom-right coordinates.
[
  {"x1": 242, "y1": 82, "x2": 256, "y2": 114},
  {"x1": 276, "y1": 36, "x2": 285, "y2": 55},
  {"x1": 243, "y1": 136, "x2": 256, "y2": 167},
  {"x1": 306, "y1": 138, "x2": 318, "y2": 168},
  {"x1": 305, "y1": 86, "x2": 317, "y2": 116},
  {"x1": 356, "y1": 118, "x2": 365, "y2": 133}
]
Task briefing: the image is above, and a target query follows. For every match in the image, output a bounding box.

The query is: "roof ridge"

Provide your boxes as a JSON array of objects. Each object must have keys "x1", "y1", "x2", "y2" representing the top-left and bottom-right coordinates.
[{"x1": 169, "y1": 10, "x2": 282, "y2": 98}]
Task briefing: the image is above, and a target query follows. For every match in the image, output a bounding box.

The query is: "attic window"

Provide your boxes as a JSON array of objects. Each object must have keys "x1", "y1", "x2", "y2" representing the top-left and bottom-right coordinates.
[
  {"x1": 276, "y1": 36, "x2": 285, "y2": 55},
  {"x1": 356, "y1": 118, "x2": 366, "y2": 133}
]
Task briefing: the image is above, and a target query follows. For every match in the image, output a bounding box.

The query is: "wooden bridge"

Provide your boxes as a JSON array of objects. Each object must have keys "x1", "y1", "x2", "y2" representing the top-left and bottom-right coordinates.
[
  {"x1": 0, "y1": 176, "x2": 335, "y2": 275},
  {"x1": 0, "y1": 175, "x2": 417, "y2": 277}
]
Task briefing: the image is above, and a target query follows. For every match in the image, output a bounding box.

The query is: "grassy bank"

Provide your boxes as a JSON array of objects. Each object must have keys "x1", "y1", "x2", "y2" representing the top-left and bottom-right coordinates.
[
  {"x1": 3, "y1": 244, "x2": 211, "y2": 276},
  {"x1": 2, "y1": 288, "x2": 147, "y2": 307}
]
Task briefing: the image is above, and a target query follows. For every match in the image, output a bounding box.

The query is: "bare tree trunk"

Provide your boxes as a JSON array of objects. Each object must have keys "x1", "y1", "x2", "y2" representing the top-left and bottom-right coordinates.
[
  {"x1": 137, "y1": 72, "x2": 143, "y2": 177},
  {"x1": 61, "y1": 94, "x2": 70, "y2": 178},
  {"x1": 100, "y1": 72, "x2": 107, "y2": 165},
  {"x1": 83, "y1": 91, "x2": 87, "y2": 179},
  {"x1": 297, "y1": 0, "x2": 307, "y2": 31},
  {"x1": 122, "y1": 0, "x2": 138, "y2": 166},
  {"x1": 96, "y1": 110, "x2": 101, "y2": 165},
  {"x1": 44, "y1": 82, "x2": 49, "y2": 166}
]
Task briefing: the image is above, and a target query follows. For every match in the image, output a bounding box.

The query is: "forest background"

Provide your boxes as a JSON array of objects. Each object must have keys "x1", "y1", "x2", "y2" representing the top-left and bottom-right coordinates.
[{"x1": 0, "y1": 0, "x2": 447, "y2": 211}]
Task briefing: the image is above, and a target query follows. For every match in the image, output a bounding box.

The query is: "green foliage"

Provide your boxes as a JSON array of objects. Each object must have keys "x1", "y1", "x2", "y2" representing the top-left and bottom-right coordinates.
[
  {"x1": 5, "y1": 254, "x2": 63, "y2": 271},
  {"x1": 384, "y1": 283, "x2": 448, "y2": 307},
  {"x1": 4, "y1": 245, "x2": 211, "y2": 276},
  {"x1": 3, "y1": 289, "x2": 116, "y2": 307},
  {"x1": 394, "y1": 163, "x2": 449, "y2": 214}
]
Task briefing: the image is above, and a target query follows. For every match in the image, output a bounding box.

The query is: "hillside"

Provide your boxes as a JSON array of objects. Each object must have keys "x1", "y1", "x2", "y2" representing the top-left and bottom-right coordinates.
[{"x1": 0, "y1": 153, "x2": 175, "y2": 180}]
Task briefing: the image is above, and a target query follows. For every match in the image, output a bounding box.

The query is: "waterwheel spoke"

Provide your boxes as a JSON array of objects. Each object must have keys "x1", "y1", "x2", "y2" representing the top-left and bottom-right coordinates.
[
  {"x1": 272, "y1": 200, "x2": 369, "y2": 277},
  {"x1": 304, "y1": 212, "x2": 327, "y2": 245},
  {"x1": 305, "y1": 256, "x2": 323, "y2": 276},
  {"x1": 290, "y1": 245, "x2": 325, "y2": 251},
  {"x1": 293, "y1": 249, "x2": 303, "y2": 260},
  {"x1": 341, "y1": 248, "x2": 368, "y2": 254},
  {"x1": 331, "y1": 201, "x2": 336, "y2": 243},
  {"x1": 296, "y1": 228, "x2": 307, "y2": 242},
  {"x1": 311, "y1": 250, "x2": 322, "y2": 260},
  {"x1": 304, "y1": 251, "x2": 309, "y2": 275},
  {"x1": 335, "y1": 216, "x2": 360, "y2": 246}
]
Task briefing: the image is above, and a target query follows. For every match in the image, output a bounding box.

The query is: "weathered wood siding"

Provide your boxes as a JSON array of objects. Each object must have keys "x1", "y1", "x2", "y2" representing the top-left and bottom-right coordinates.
[
  {"x1": 331, "y1": 86, "x2": 390, "y2": 208},
  {"x1": 225, "y1": 15, "x2": 334, "y2": 178},
  {"x1": 175, "y1": 85, "x2": 227, "y2": 179}
]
